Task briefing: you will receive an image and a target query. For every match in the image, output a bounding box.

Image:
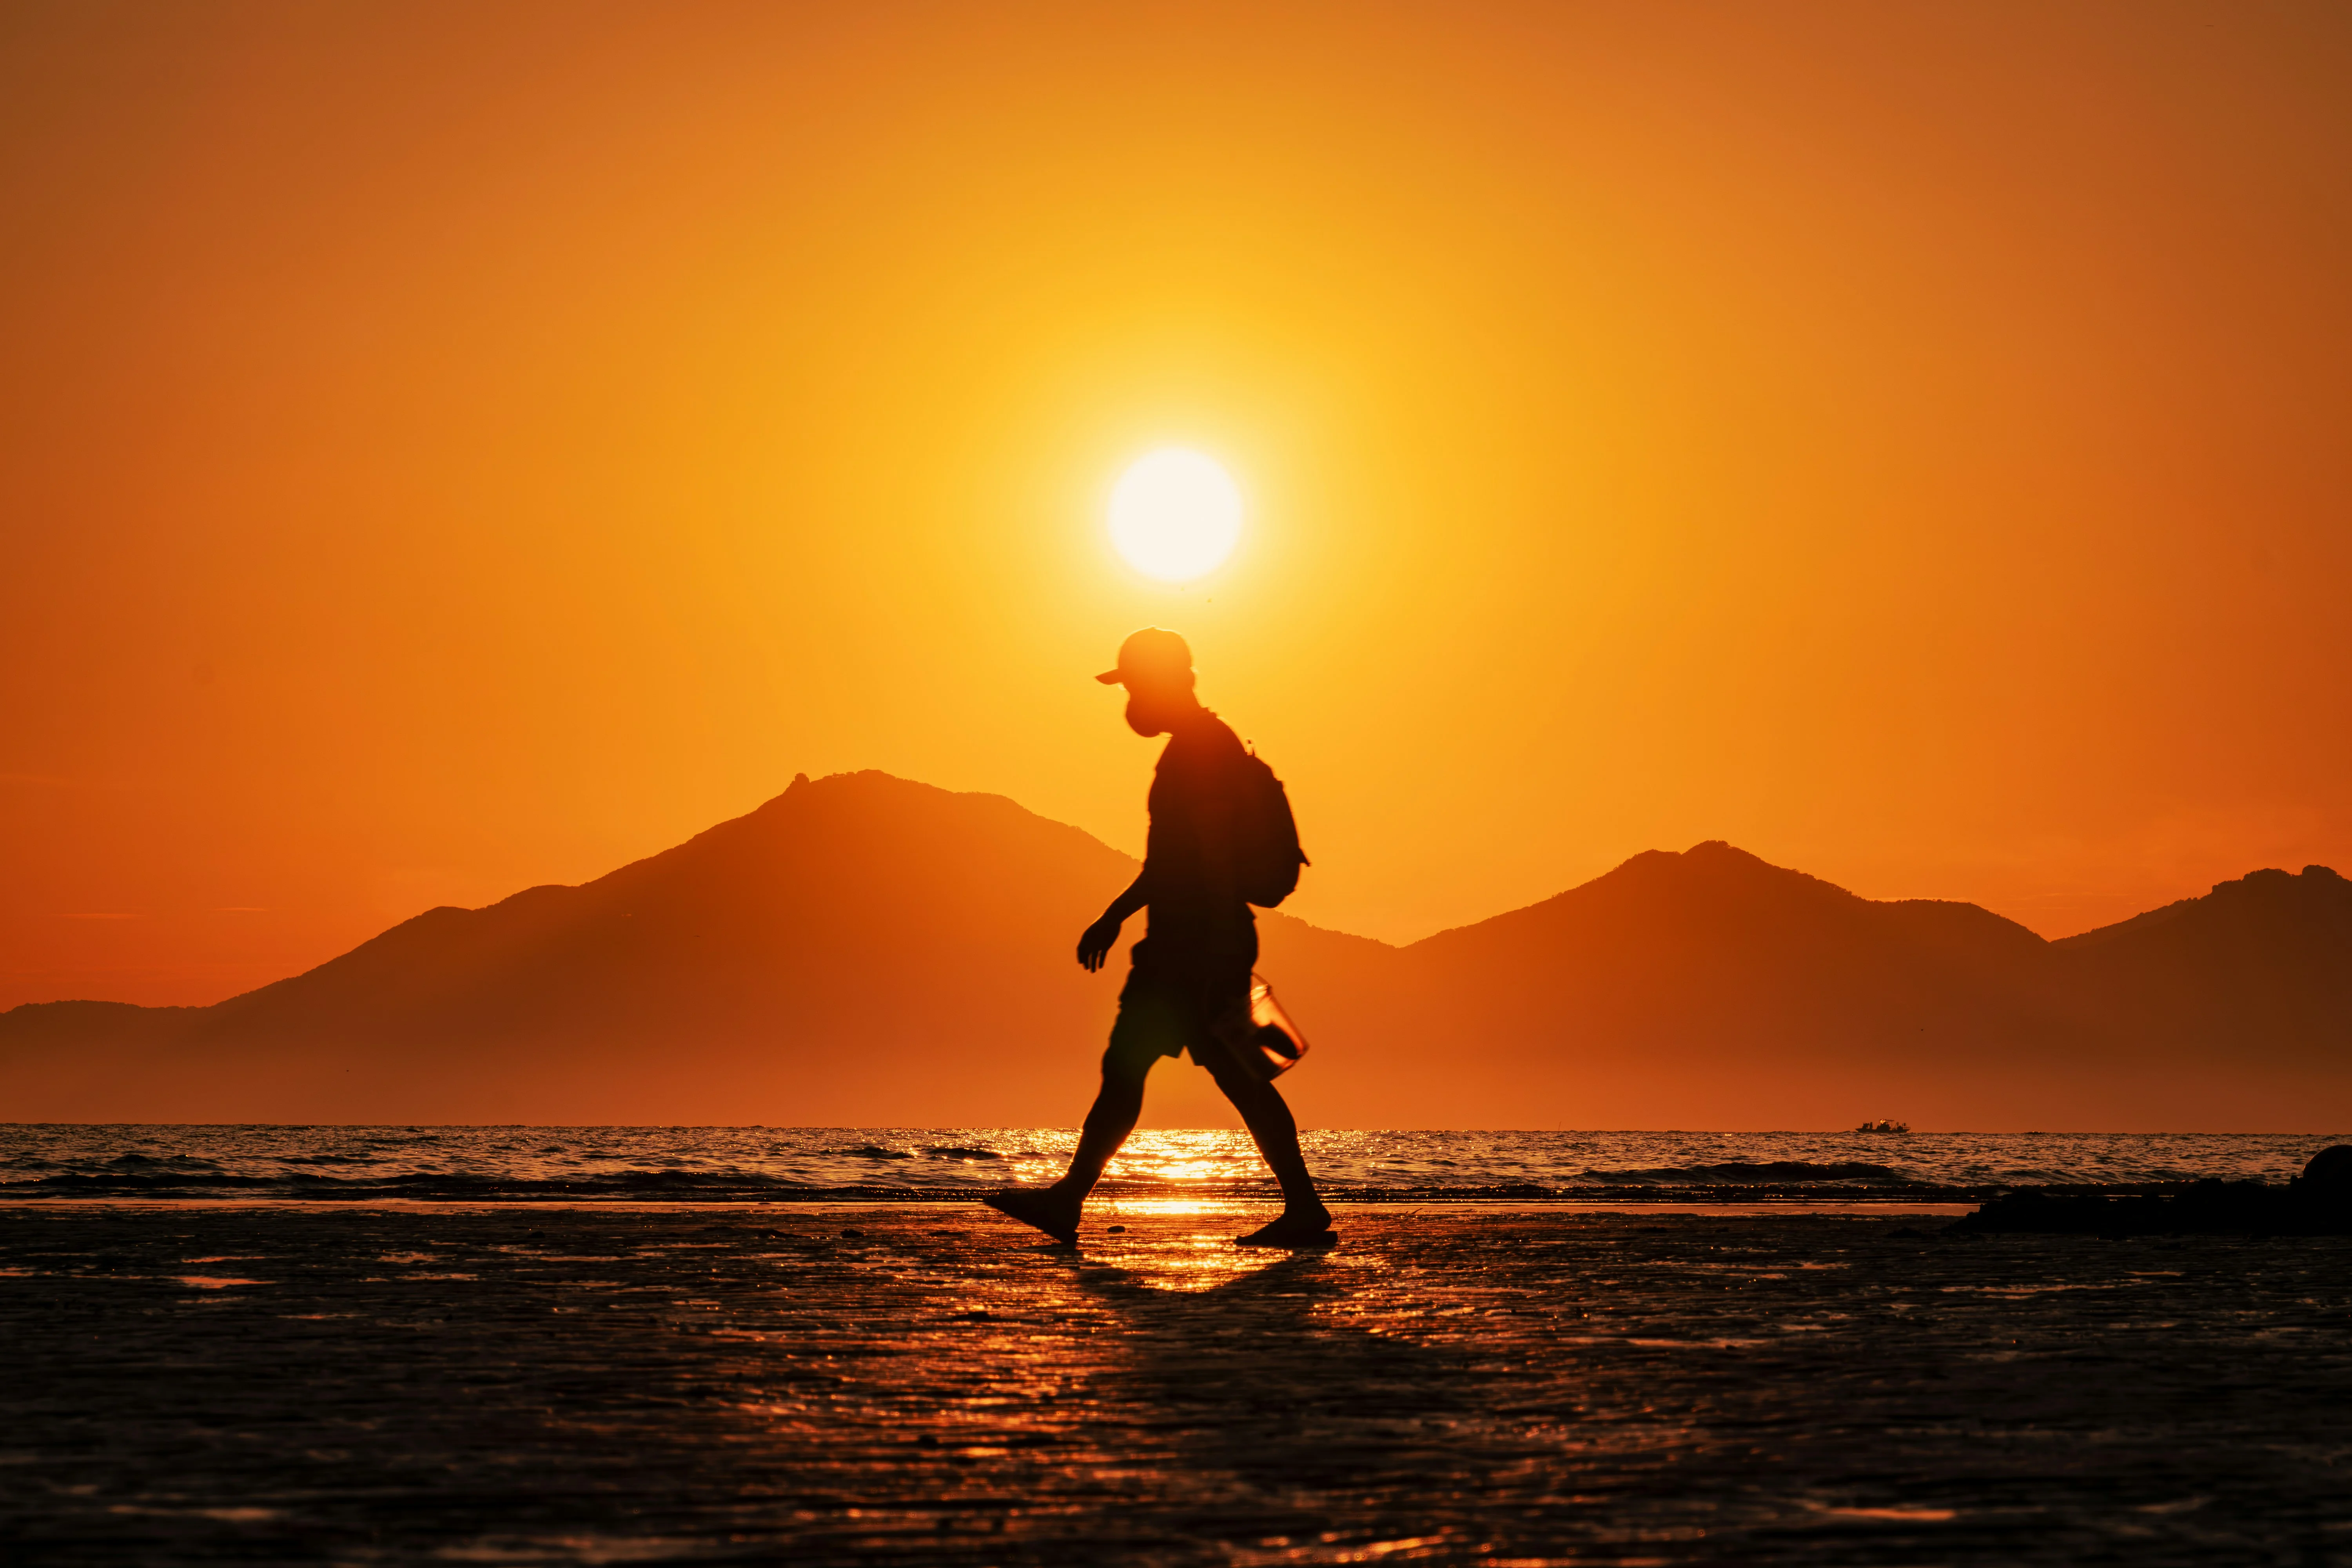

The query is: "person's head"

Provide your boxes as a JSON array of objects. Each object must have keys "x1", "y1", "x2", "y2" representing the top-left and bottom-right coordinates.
[{"x1": 1095, "y1": 627, "x2": 1199, "y2": 736}]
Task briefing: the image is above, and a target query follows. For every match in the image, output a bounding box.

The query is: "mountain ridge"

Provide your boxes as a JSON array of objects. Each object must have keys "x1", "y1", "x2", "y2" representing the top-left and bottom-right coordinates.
[{"x1": 3, "y1": 770, "x2": 2346, "y2": 1128}]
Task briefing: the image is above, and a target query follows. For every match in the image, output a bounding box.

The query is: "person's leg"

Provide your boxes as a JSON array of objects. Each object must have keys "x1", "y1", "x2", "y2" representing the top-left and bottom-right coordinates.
[
  {"x1": 1207, "y1": 1061, "x2": 1332, "y2": 1236},
  {"x1": 984, "y1": 998, "x2": 1168, "y2": 1245},
  {"x1": 1051, "y1": 1044, "x2": 1154, "y2": 1201}
]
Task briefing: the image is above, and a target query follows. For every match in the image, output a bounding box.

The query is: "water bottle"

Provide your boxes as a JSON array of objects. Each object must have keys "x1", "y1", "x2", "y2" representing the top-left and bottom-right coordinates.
[{"x1": 1235, "y1": 973, "x2": 1309, "y2": 1080}]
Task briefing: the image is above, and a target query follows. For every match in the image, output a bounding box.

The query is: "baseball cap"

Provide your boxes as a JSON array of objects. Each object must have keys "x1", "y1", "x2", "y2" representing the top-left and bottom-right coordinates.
[{"x1": 1095, "y1": 627, "x2": 1193, "y2": 686}]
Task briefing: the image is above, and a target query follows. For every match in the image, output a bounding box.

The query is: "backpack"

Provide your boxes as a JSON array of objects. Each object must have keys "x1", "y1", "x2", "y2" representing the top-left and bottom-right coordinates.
[{"x1": 1232, "y1": 749, "x2": 1310, "y2": 907}]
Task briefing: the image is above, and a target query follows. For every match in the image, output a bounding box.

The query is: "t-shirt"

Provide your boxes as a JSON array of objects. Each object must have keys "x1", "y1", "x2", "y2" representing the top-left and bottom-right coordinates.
[{"x1": 1141, "y1": 710, "x2": 1257, "y2": 955}]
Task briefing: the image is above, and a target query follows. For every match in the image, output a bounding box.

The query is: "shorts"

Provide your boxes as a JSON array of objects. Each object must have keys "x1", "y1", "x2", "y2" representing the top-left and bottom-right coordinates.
[{"x1": 1106, "y1": 934, "x2": 1256, "y2": 1073}]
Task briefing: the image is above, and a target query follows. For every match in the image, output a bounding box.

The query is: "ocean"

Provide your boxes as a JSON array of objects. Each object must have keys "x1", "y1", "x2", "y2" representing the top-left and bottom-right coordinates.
[{"x1": 2, "y1": 1124, "x2": 2338, "y2": 1203}]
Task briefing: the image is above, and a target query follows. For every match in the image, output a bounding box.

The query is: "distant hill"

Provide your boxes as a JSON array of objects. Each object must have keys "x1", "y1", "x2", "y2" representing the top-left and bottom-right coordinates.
[
  {"x1": 3, "y1": 771, "x2": 2347, "y2": 1128},
  {"x1": 2051, "y1": 866, "x2": 2352, "y2": 1078},
  {"x1": 1267, "y1": 844, "x2": 2352, "y2": 1129}
]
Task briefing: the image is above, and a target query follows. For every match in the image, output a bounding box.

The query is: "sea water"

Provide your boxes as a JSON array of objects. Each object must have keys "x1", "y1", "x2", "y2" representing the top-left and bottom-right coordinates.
[{"x1": 0, "y1": 1125, "x2": 2337, "y2": 1202}]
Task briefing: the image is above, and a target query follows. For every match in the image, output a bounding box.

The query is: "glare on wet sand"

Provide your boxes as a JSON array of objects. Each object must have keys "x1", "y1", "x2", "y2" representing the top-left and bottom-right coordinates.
[{"x1": 4, "y1": 1201, "x2": 2349, "y2": 1564}]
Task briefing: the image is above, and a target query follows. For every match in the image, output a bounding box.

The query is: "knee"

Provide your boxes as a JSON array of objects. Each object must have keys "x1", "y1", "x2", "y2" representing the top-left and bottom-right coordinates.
[
  {"x1": 1098, "y1": 1043, "x2": 1155, "y2": 1092},
  {"x1": 1209, "y1": 1062, "x2": 1279, "y2": 1109}
]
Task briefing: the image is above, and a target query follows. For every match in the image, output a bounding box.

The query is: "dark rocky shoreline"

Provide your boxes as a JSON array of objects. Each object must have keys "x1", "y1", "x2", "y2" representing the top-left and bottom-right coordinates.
[{"x1": 1951, "y1": 1144, "x2": 2352, "y2": 1237}]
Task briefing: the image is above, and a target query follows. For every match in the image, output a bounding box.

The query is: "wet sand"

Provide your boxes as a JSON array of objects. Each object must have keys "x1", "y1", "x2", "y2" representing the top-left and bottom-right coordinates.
[{"x1": 4, "y1": 1201, "x2": 2350, "y2": 1565}]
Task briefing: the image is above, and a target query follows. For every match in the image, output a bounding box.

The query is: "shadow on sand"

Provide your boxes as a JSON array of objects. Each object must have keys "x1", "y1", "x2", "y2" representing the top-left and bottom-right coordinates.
[{"x1": 1020, "y1": 1228, "x2": 1519, "y2": 1545}]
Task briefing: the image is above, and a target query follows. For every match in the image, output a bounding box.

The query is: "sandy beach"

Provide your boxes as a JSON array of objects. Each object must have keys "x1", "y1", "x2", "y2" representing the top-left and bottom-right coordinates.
[{"x1": 5, "y1": 1200, "x2": 2350, "y2": 1565}]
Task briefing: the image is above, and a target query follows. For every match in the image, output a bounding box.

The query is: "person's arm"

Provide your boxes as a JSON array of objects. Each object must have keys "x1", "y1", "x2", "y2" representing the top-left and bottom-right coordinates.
[{"x1": 1077, "y1": 871, "x2": 1151, "y2": 971}]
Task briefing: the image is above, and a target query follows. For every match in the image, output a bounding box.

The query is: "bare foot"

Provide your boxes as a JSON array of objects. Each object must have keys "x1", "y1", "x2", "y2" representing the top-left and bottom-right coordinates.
[
  {"x1": 1234, "y1": 1207, "x2": 1336, "y2": 1248},
  {"x1": 983, "y1": 1187, "x2": 1081, "y2": 1247}
]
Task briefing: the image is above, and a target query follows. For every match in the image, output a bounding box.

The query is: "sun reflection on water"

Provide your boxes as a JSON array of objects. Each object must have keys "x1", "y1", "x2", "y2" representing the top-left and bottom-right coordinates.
[{"x1": 1099, "y1": 1130, "x2": 1265, "y2": 1189}]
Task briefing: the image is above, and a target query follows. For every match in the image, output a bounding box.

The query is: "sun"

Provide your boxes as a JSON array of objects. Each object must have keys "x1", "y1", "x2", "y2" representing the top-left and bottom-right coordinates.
[{"x1": 1107, "y1": 449, "x2": 1243, "y2": 581}]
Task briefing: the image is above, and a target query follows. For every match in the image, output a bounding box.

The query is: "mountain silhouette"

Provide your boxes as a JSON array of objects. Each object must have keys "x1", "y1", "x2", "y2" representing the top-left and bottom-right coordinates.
[
  {"x1": 1266, "y1": 844, "x2": 2351, "y2": 1129},
  {"x1": 2052, "y1": 866, "x2": 2352, "y2": 1078},
  {"x1": 3, "y1": 771, "x2": 2347, "y2": 1128}
]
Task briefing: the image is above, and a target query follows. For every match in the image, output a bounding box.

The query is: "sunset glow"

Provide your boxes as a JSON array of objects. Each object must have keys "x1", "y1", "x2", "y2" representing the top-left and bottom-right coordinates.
[{"x1": 1, "y1": 3, "x2": 2349, "y2": 1027}]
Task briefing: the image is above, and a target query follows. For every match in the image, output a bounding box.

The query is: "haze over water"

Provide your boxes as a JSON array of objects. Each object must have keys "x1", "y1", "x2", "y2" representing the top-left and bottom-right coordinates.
[{"x1": 4, "y1": 1126, "x2": 2334, "y2": 1203}]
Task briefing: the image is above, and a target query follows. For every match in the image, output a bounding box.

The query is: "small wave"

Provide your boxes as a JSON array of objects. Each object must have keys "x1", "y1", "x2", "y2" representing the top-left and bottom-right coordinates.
[
  {"x1": 15, "y1": 1172, "x2": 285, "y2": 1190},
  {"x1": 0, "y1": 1128, "x2": 2316, "y2": 1203},
  {"x1": 2, "y1": 1169, "x2": 829, "y2": 1199},
  {"x1": 1583, "y1": 1161, "x2": 1915, "y2": 1184}
]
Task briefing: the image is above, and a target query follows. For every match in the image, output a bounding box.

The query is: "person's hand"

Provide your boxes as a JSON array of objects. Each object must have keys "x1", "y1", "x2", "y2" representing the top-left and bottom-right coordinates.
[{"x1": 1077, "y1": 914, "x2": 1125, "y2": 972}]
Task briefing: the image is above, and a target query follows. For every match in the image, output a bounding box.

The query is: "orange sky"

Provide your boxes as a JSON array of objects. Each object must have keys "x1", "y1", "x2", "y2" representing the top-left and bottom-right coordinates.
[{"x1": 6, "y1": 1, "x2": 2352, "y2": 1010}]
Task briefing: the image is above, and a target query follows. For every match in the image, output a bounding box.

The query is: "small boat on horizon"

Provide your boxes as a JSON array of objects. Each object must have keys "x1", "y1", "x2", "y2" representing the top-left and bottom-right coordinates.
[{"x1": 1855, "y1": 1118, "x2": 1910, "y2": 1134}]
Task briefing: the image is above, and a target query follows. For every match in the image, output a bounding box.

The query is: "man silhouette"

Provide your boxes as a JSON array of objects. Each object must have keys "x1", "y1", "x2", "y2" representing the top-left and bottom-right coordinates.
[{"x1": 985, "y1": 628, "x2": 1334, "y2": 1248}]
